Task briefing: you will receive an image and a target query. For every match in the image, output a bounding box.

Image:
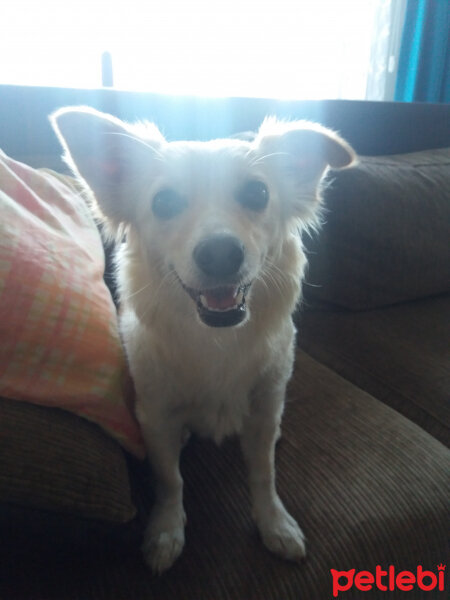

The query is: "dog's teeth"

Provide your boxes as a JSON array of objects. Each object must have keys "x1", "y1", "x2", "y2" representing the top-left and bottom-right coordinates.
[{"x1": 198, "y1": 288, "x2": 246, "y2": 312}]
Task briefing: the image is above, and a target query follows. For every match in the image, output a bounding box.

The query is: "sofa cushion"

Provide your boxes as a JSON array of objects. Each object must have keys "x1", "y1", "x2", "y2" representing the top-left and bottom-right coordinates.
[
  {"x1": 0, "y1": 152, "x2": 144, "y2": 457},
  {"x1": 305, "y1": 148, "x2": 450, "y2": 310},
  {"x1": 1, "y1": 350, "x2": 448, "y2": 599},
  {"x1": 297, "y1": 294, "x2": 450, "y2": 447},
  {"x1": 0, "y1": 396, "x2": 137, "y2": 523}
]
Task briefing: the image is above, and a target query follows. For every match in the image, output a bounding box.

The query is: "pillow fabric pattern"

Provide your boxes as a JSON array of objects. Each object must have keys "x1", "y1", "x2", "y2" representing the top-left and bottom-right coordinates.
[{"x1": 0, "y1": 151, "x2": 145, "y2": 458}]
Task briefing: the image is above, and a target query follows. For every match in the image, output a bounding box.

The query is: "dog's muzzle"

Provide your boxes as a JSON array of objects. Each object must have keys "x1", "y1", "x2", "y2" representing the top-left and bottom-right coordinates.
[{"x1": 180, "y1": 234, "x2": 251, "y2": 327}]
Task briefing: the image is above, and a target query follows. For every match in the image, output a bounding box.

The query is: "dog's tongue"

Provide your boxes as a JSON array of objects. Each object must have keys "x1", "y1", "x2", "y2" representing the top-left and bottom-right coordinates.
[{"x1": 203, "y1": 287, "x2": 237, "y2": 310}]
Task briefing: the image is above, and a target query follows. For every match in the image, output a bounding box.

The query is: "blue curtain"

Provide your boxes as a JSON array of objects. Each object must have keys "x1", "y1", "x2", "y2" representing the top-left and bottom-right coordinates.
[{"x1": 395, "y1": 0, "x2": 449, "y2": 102}]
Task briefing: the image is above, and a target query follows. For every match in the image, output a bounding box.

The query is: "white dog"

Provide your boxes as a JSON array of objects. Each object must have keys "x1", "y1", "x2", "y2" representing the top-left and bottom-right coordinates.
[{"x1": 51, "y1": 107, "x2": 355, "y2": 573}]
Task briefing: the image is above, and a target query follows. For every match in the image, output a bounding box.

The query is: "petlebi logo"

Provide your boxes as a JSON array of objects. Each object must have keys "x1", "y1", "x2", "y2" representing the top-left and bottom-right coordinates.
[{"x1": 330, "y1": 563, "x2": 446, "y2": 597}]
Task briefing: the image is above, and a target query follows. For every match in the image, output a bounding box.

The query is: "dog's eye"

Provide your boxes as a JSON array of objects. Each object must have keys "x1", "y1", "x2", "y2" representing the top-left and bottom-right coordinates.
[
  {"x1": 236, "y1": 180, "x2": 269, "y2": 212},
  {"x1": 152, "y1": 189, "x2": 187, "y2": 220}
]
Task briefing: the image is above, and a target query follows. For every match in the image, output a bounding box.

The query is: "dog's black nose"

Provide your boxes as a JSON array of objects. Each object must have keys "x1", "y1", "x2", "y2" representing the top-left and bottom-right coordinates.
[{"x1": 194, "y1": 235, "x2": 244, "y2": 278}]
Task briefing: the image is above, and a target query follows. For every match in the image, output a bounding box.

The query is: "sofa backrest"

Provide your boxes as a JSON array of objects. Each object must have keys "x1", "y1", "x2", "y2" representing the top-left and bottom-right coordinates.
[{"x1": 1, "y1": 84, "x2": 449, "y2": 171}]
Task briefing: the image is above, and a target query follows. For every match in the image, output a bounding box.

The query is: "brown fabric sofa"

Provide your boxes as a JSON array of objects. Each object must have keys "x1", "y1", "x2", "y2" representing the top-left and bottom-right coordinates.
[
  {"x1": 298, "y1": 148, "x2": 450, "y2": 448},
  {"x1": 0, "y1": 86, "x2": 449, "y2": 599}
]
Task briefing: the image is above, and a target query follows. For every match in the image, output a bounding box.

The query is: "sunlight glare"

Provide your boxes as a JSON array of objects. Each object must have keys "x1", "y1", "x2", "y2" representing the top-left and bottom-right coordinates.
[{"x1": 0, "y1": 0, "x2": 376, "y2": 99}]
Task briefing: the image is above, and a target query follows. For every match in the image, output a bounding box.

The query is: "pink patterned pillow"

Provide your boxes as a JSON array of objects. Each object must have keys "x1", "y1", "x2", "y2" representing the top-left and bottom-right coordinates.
[{"x1": 0, "y1": 151, "x2": 145, "y2": 458}]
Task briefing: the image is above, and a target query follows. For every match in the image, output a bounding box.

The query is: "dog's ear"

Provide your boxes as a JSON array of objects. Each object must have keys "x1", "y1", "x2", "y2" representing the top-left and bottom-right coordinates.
[
  {"x1": 50, "y1": 106, "x2": 165, "y2": 232},
  {"x1": 253, "y1": 118, "x2": 356, "y2": 221}
]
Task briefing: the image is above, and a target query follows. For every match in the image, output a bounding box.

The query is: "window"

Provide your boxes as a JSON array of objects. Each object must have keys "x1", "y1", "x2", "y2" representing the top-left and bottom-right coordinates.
[{"x1": 0, "y1": 0, "x2": 405, "y2": 100}]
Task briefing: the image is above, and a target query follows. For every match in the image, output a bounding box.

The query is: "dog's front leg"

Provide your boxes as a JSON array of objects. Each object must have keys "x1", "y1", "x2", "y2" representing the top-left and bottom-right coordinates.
[
  {"x1": 241, "y1": 377, "x2": 306, "y2": 563},
  {"x1": 139, "y1": 420, "x2": 186, "y2": 574}
]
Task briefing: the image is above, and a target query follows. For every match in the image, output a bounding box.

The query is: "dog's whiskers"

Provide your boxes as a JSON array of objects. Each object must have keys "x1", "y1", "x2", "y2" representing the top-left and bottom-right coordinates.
[
  {"x1": 258, "y1": 261, "x2": 288, "y2": 300},
  {"x1": 123, "y1": 281, "x2": 152, "y2": 301},
  {"x1": 265, "y1": 258, "x2": 292, "y2": 284},
  {"x1": 247, "y1": 151, "x2": 290, "y2": 167},
  {"x1": 212, "y1": 335, "x2": 225, "y2": 352},
  {"x1": 136, "y1": 268, "x2": 178, "y2": 322}
]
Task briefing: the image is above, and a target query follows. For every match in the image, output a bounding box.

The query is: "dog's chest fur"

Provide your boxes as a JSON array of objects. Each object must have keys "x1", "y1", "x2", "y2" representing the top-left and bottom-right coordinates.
[{"x1": 123, "y1": 303, "x2": 295, "y2": 442}]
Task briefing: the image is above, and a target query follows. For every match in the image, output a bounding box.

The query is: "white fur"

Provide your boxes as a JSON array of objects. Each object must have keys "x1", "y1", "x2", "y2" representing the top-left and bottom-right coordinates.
[{"x1": 51, "y1": 107, "x2": 355, "y2": 573}]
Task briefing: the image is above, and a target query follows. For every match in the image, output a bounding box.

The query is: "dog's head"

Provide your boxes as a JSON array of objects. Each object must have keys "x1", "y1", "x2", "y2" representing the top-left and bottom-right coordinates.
[{"x1": 51, "y1": 108, "x2": 355, "y2": 328}]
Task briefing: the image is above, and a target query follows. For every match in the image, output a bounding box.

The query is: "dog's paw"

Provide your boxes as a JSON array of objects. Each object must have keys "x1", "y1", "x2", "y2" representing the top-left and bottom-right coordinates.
[
  {"x1": 143, "y1": 527, "x2": 185, "y2": 574},
  {"x1": 259, "y1": 508, "x2": 306, "y2": 563},
  {"x1": 142, "y1": 507, "x2": 186, "y2": 574}
]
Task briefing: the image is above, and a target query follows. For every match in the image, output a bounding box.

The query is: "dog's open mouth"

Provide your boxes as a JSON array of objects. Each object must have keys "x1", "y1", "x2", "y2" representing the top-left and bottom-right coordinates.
[{"x1": 181, "y1": 281, "x2": 251, "y2": 327}]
